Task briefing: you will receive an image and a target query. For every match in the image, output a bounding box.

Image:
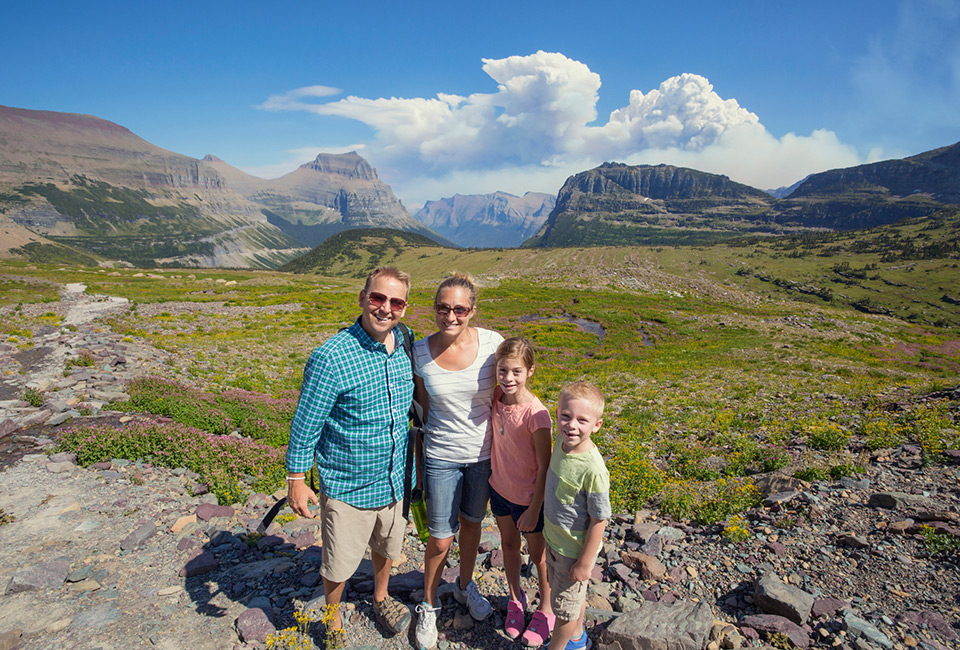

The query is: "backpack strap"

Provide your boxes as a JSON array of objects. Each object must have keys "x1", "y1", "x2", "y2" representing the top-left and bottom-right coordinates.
[{"x1": 399, "y1": 323, "x2": 424, "y2": 519}]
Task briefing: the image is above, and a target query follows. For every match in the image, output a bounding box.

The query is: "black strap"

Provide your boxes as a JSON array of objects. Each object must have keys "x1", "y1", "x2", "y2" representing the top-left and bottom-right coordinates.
[
  {"x1": 399, "y1": 323, "x2": 424, "y2": 520},
  {"x1": 257, "y1": 470, "x2": 317, "y2": 535}
]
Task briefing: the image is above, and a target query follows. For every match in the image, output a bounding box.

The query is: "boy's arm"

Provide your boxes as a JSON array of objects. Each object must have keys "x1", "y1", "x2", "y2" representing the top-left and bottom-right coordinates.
[
  {"x1": 569, "y1": 515, "x2": 606, "y2": 582},
  {"x1": 517, "y1": 426, "x2": 551, "y2": 532}
]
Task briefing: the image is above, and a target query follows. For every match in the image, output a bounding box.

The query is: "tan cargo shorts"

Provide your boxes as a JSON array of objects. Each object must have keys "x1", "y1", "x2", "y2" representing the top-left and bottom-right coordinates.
[{"x1": 319, "y1": 492, "x2": 406, "y2": 583}]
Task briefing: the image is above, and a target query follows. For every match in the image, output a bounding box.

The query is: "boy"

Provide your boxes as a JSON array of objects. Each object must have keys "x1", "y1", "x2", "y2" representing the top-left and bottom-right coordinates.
[{"x1": 543, "y1": 381, "x2": 611, "y2": 650}]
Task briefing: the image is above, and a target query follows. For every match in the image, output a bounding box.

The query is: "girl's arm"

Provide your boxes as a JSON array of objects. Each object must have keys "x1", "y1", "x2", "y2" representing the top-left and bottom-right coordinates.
[
  {"x1": 517, "y1": 426, "x2": 551, "y2": 532},
  {"x1": 569, "y1": 515, "x2": 607, "y2": 582}
]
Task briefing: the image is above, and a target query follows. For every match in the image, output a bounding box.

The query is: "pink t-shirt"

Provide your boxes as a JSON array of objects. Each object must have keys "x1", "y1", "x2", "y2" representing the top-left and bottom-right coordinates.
[{"x1": 489, "y1": 385, "x2": 553, "y2": 506}]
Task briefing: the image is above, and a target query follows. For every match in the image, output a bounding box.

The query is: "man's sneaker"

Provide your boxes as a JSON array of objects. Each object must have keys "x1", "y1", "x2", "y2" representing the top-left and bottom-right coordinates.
[
  {"x1": 415, "y1": 602, "x2": 440, "y2": 650},
  {"x1": 565, "y1": 631, "x2": 592, "y2": 650},
  {"x1": 453, "y1": 578, "x2": 493, "y2": 621}
]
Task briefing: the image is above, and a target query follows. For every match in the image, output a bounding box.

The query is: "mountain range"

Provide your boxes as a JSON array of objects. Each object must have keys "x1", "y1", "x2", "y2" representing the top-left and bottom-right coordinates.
[
  {"x1": 413, "y1": 191, "x2": 555, "y2": 248},
  {"x1": 526, "y1": 142, "x2": 960, "y2": 248},
  {"x1": 1, "y1": 103, "x2": 958, "y2": 267},
  {"x1": 0, "y1": 105, "x2": 447, "y2": 268}
]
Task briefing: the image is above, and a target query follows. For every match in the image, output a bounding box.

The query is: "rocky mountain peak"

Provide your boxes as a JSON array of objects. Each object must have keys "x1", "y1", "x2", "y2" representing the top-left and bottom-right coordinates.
[
  {"x1": 201, "y1": 154, "x2": 224, "y2": 163},
  {"x1": 300, "y1": 152, "x2": 377, "y2": 181}
]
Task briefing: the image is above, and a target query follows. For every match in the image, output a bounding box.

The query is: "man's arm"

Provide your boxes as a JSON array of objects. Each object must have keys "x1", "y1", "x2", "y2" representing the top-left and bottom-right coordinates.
[
  {"x1": 285, "y1": 349, "x2": 339, "y2": 518},
  {"x1": 569, "y1": 515, "x2": 606, "y2": 582}
]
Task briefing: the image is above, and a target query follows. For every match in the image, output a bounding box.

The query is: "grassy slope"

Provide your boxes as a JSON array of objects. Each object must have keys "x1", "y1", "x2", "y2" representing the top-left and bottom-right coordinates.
[{"x1": 2, "y1": 220, "x2": 957, "y2": 512}]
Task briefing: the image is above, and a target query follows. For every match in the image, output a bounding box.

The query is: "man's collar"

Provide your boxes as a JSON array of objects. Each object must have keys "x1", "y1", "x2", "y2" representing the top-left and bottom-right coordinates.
[{"x1": 348, "y1": 318, "x2": 398, "y2": 351}]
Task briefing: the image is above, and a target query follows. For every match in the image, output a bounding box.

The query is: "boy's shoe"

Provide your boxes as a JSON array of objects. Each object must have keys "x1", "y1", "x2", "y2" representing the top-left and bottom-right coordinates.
[
  {"x1": 453, "y1": 578, "x2": 493, "y2": 621},
  {"x1": 521, "y1": 610, "x2": 556, "y2": 647},
  {"x1": 504, "y1": 598, "x2": 526, "y2": 639},
  {"x1": 373, "y1": 595, "x2": 411, "y2": 634},
  {"x1": 564, "y1": 631, "x2": 592, "y2": 650},
  {"x1": 415, "y1": 602, "x2": 440, "y2": 650}
]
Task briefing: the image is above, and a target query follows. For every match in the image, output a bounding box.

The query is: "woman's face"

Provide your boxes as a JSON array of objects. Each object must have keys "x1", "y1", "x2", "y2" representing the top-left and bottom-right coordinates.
[{"x1": 434, "y1": 286, "x2": 476, "y2": 336}]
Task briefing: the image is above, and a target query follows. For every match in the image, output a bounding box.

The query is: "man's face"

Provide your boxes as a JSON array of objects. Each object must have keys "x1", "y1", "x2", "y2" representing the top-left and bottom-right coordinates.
[{"x1": 359, "y1": 275, "x2": 409, "y2": 342}]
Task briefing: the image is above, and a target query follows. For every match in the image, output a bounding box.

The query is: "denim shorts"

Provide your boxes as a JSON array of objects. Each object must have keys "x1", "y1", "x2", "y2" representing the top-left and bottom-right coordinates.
[
  {"x1": 489, "y1": 486, "x2": 544, "y2": 533},
  {"x1": 424, "y1": 455, "x2": 491, "y2": 539}
]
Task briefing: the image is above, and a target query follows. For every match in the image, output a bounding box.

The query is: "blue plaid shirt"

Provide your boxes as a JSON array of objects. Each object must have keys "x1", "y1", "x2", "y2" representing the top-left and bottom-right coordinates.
[{"x1": 286, "y1": 320, "x2": 415, "y2": 508}]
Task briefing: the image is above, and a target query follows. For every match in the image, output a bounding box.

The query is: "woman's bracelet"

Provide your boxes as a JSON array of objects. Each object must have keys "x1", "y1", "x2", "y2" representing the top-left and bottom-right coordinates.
[{"x1": 286, "y1": 475, "x2": 306, "y2": 482}]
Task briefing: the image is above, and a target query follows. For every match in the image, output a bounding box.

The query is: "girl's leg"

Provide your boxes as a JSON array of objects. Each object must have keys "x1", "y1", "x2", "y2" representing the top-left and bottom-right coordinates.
[
  {"x1": 495, "y1": 514, "x2": 524, "y2": 602},
  {"x1": 525, "y1": 532, "x2": 553, "y2": 615}
]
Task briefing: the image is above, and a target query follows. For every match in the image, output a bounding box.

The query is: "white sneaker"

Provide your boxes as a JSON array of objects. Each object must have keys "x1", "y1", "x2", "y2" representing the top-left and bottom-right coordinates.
[
  {"x1": 453, "y1": 578, "x2": 492, "y2": 621},
  {"x1": 415, "y1": 602, "x2": 440, "y2": 650}
]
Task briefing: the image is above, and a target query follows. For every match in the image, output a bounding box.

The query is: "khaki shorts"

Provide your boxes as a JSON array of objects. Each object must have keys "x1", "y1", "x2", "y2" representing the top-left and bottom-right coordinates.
[
  {"x1": 546, "y1": 545, "x2": 589, "y2": 622},
  {"x1": 319, "y1": 492, "x2": 406, "y2": 583}
]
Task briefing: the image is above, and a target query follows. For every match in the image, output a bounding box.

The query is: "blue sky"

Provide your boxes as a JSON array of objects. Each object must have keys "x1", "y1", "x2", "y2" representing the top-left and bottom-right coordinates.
[{"x1": 3, "y1": 0, "x2": 959, "y2": 208}]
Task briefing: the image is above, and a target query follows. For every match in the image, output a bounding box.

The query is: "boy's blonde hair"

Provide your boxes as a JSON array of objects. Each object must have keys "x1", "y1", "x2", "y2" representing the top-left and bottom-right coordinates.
[
  {"x1": 495, "y1": 336, "x2": 536, "y2": 370},
  {"x1": 558, "y1": 381, "x2": 605, "y2": 418}
]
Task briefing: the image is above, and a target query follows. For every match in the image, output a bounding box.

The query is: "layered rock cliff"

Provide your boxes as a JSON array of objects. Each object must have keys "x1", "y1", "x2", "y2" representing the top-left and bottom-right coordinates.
[{"x1": 202, "y1": 152, "x2": 451, "y2": 247}]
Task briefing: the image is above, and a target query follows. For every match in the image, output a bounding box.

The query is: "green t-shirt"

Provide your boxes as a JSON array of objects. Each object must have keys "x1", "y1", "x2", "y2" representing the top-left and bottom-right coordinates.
[{"x1": 543, "y1": 443, "x2": 611, "y2": 559}]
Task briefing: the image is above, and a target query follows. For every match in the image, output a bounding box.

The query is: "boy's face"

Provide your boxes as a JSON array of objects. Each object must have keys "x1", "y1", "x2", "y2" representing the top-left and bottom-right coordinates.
[{"x1": 556, "y1": 395, "x2": 602, "y2": 453}]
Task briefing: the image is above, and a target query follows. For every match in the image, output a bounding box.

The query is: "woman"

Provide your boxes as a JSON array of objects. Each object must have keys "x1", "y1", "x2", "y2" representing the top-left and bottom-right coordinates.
[{"x1": 413, "y1": 273, "x2": 503, "y2": 650}]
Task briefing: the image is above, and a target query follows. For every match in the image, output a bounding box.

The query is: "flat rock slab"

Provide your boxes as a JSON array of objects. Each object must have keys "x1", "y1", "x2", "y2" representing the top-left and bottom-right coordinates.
[
  {"x1": 196, "y1": 503, "x2": 235, "y2": 521},
  {"x1": 69, "y1": 604, "x2": 121, "y2": 630},
  {"x1": 5, "y1": 556, "x2": 71, "y2": 594},
  {"x1": 867, "y1": 492, "x2": 927, "y2": 509},
  {"x1": 844, "y1": 611, "x2": 893, "y2": 649},
  {"x1": 119, "y1": 521, "x2": 157, "y2": 550},
  {"x1": 180, "y1": 550, "x2": 218, "y2": 577},
  {"x1": 598, "y1": 600, "x2": 712, "y2": 650}
]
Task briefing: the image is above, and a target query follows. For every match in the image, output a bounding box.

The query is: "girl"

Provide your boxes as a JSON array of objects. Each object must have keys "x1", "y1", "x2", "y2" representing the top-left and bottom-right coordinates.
[{"x1": 489, "y1": 337, "x2": 555, "y2": 646}]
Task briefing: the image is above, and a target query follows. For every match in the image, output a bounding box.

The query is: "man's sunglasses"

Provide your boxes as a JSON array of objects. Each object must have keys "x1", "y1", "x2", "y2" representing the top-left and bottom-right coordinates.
[
  {"x1": 434, "y1": 304, "x2": 472, "y2": 317},
  {"x1": 367, "y1": 291, "x2": 408, "y2": 312}
]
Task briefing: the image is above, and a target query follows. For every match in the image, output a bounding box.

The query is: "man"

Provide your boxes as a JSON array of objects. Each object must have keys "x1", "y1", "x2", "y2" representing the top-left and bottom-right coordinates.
[{"x1": 286, "y1": 266, "x2": 415, "y2": 637}]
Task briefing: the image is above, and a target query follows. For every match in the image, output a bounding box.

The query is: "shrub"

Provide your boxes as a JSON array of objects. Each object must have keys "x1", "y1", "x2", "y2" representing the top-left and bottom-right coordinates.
[
  {"x1": 23, "y1": 387, "x2": 44, "y2": 407},
  {"x1": 659, "y1": 477, "x2": 760, "y2": 524},
  {"x1": 806, "y1": 421, "x2": 850, "y2": 451},
  {"x1": 55, "y1": 421, "x2": 286, "y2": 504},
  {"x1": 608, "y1": 444, "x2": 665, "y2": 513}
]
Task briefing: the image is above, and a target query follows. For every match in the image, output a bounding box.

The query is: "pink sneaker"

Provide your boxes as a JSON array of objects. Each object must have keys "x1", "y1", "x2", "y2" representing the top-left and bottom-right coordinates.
[
  {"x1": 522, "y1": 610, "x2": 556, "y2": 647},
  {"x1": 504, "y1": 598, "x2": 525, "y2": 639}
]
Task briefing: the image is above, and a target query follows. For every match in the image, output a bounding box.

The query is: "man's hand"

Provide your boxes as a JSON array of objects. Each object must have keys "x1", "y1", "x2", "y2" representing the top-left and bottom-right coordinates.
[
  {"x1": 517, "y1": 506, "x2": 538, "y2": 532},
  {"x1": 288, "y1": 478, "x2": 319, "y2": 518}
]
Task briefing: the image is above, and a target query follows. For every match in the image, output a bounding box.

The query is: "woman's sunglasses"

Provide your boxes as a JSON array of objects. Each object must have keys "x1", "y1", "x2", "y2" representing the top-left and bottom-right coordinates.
[
  {"x1": 434, "y1": 304, "x2": 472, "y2": 317},
  {"x1": 367, "y1": 291, "x2": 408, "y2": 312}
]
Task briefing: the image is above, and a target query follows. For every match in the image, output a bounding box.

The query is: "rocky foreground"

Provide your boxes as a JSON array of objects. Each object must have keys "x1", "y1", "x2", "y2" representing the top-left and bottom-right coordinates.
[{"x1": 0, "y1": 284, "x2": 958, "y2": 650}]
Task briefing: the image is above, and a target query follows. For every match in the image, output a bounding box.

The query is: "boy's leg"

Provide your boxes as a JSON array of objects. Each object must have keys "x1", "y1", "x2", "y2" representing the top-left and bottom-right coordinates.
[
  {"x1": 495, "y1": 514, "x2": 524, "y2": 601},
  {"x1": 548, "y1": 616, "x2": 580, "y2": 650}
]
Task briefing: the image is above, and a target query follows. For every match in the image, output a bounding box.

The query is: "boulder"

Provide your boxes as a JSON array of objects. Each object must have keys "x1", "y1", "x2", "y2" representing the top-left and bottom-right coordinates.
[
  {"x1": 621, "y1": 551, "x2": 667, "y2": 581},
  {"x1": 235, "y1": 607, "x2": 277, "y2": 643},
  {"x1": 754, "y1": 571, "x2": 814, "y2": 625},
  {"x1": 598, "y1": 600, "x2": 712, "y2": 650},
  {"x1": 843, "y1": 612, "x2": 893, "y2": 649},
  {"x1": 738, "y1": 614, "x2": 809, "y2": 649}
]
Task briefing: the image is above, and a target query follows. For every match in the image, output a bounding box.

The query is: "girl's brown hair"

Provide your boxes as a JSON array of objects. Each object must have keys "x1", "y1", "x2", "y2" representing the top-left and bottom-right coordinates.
[{"x1": 495, "y1": 336, "x2": 536, "y2": 370}]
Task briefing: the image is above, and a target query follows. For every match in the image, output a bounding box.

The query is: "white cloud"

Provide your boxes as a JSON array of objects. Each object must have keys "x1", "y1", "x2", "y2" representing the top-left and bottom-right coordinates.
[
  {"x1": 258, "y1": 85, "x2": 342, "y2": 111},
  {"x1": 262, "y1": 51, "x2": 869, "y2": 203},
  {"x1": 239, "y1": 144, "x2": 366, "y2": 179}
]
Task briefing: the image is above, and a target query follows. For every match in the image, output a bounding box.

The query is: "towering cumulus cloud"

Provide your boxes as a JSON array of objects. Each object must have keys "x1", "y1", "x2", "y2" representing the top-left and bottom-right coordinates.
[{"x1": 261, "y1": 51, "x2": 863, "y2": 201}]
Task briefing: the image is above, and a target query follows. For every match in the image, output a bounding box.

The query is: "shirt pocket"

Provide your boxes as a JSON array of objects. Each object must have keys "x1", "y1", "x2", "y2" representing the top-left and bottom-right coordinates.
[{"x1": 554, "y1": 475, "x2": 580, "y2": 506}]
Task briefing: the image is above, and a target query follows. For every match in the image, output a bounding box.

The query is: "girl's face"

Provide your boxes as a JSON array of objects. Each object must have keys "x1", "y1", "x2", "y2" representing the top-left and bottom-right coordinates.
[
  {"x1": 496, "y1": 355, "x2": 534, "y2": 398},
  {"x1": 434, "y1": 287, "x2": 475, "y2": 336}
]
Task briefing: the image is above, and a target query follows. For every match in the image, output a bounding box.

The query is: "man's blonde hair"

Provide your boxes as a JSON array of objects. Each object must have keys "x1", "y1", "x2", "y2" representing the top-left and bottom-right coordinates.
[
  {"x1": 558, "y1": 381, "x2": 605, "y2": 418},
  {"x1": 364, "y1": 266, "x2": 411, "y2": 295}
]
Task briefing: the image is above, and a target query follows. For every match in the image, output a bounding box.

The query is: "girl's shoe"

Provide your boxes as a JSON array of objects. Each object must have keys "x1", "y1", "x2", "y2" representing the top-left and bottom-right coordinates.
[
  {"x1": 564, "y1": 631, "x2": 592, "y2": 650},
  {"x1": 521, "y1": 610, "x2": 556, "y2": 647},
  {"x1": 504, "y1": 598, "x2": 525, "y2": 639}
]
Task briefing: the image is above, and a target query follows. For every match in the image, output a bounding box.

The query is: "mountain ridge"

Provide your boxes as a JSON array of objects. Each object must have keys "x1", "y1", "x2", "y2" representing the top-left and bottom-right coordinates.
[{"x1": 413, "y1": 191, "x2": 555, "y2": 248}]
